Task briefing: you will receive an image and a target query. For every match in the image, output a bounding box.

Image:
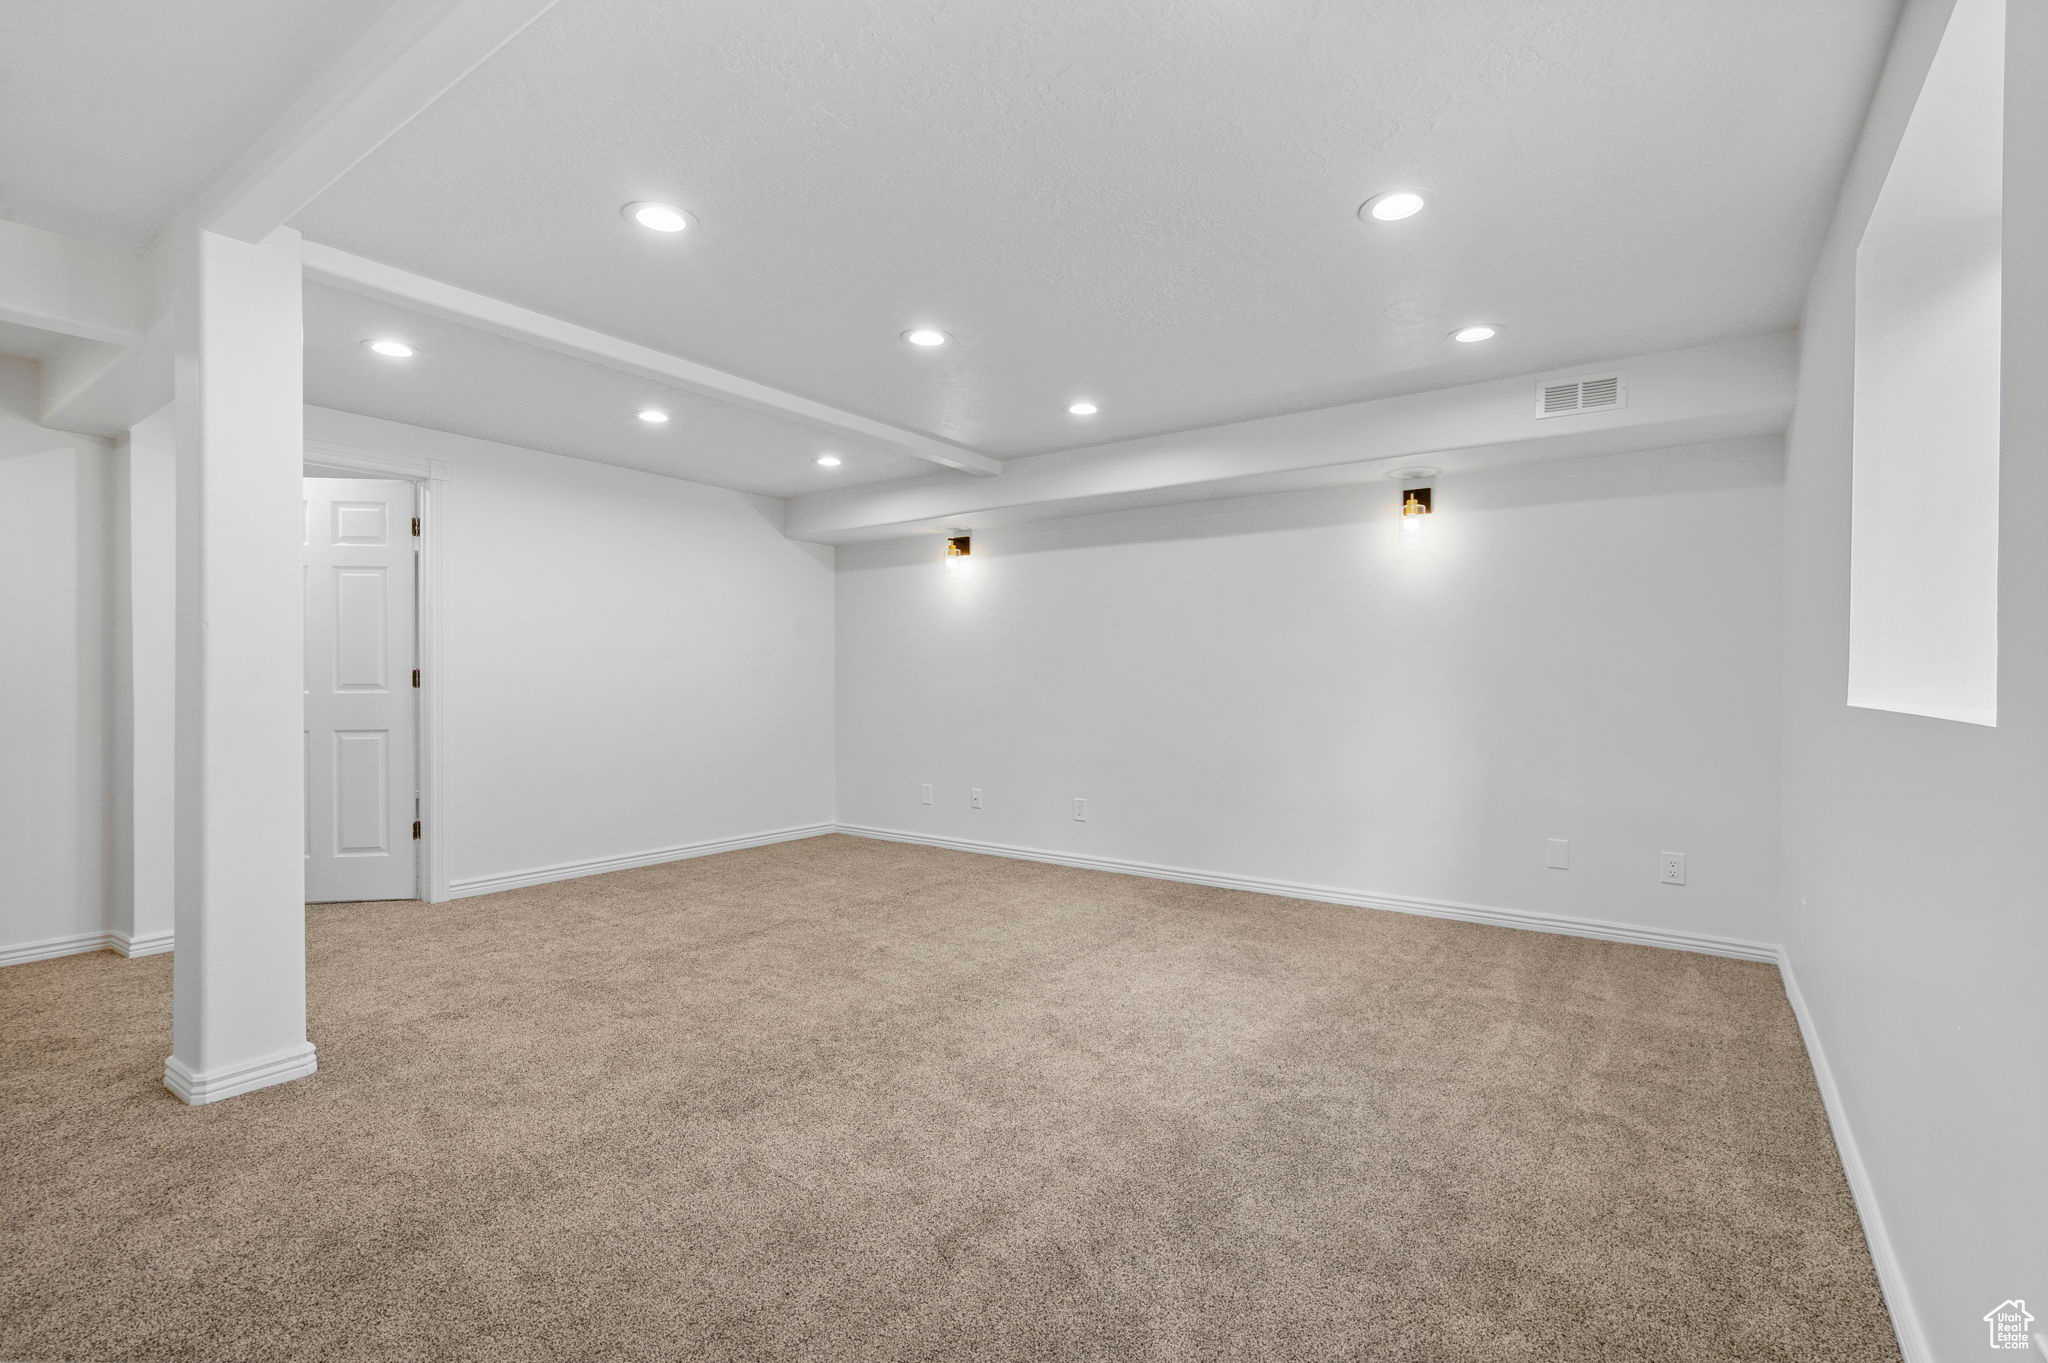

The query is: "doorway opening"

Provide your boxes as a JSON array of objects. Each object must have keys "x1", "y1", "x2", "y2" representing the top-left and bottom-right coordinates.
[{"x1": 303, "y1": 441, "x2": 446, "y2": 903}]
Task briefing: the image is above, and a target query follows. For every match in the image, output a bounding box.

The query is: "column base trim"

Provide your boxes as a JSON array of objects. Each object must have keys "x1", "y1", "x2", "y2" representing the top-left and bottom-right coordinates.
[
  {"x1": 112, "y1": 929, "x2": 175, "y2": 958},
  {"x1": 164, "y1": 1043, "x2": 318, "y2": 1106}
]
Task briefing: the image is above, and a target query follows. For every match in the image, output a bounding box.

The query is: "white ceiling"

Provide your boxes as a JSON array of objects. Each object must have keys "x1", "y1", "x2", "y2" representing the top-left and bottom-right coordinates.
[
  {"x1": 295, "y1": 0, "x2": 1898, "y2": 462},
  {"x1": 304, "y1": 283, "x2": 932, "y2": 497},
  {"x1": 0, "y1": 1, "x2": 393, "y2": 251}
]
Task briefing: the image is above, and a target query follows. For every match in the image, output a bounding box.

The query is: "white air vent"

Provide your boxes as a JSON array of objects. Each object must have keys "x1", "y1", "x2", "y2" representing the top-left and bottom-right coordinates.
[{"x1": 1536, "y1": 371, "x2": 1627, "y2": 418}]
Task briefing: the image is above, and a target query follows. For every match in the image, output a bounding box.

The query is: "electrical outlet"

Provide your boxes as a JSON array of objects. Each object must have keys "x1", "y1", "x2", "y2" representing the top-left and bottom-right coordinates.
[
  {"x1": 970, "y1": 788, "x2": 982, "y2": 810},
  {"x1": 1660, "y1": 852, "x2": 1686, "y2": 886},
  {"x1": 920, "y1": 784, "x2": 933, "y2": 806},
  {"x1": 1546, "y1": 838, "x2": 1569, "y2": 870},
  {"x1": 1073, "y1": 797, "x2": 1088, "y2": 822}
]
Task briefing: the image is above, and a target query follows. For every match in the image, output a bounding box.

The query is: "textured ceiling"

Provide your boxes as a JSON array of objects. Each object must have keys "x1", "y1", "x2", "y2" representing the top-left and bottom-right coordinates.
[
  {"x1": 296, "y1": 0, "x2": 1898, "y2": 460},
  {"x1": 0, "y1": 1, "x2": 391, "y2": 251},
  {"x1": 304, "y1": 283, "x2": 933, "y2": 498}
]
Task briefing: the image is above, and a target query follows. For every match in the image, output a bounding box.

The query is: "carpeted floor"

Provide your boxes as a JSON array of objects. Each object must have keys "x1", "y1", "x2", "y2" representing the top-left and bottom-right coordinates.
[{"x1": 1, "y1": 834, "x2": 1899, "y2": 1362}]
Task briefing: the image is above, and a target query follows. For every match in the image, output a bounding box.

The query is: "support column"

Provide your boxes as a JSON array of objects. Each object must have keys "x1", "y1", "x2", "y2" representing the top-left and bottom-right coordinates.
[
  {"x1": 111, "y1": 406, "x2": 178, "y2": 958},
  {"x1": 164, "y1": 227, "x2": 313, "y2": 1105}
]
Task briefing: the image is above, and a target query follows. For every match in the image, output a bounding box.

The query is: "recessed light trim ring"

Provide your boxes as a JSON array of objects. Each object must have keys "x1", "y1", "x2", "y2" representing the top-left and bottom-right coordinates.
[
  {"x1": 1360, "y1": 189, "x2": 1430, "y2": 222},
  {"x1": 623, "y1": 201, "x2": 695, "y2": 233}
]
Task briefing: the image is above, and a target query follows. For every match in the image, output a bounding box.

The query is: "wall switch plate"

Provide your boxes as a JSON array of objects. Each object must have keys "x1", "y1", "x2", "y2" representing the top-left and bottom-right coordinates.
[
  {"x1": 1073, "y1": 798, "x2": 1088, "y2": 822},
  {"x1": 970, "y1": 788, "x2": 982, "y2": 810},
  {"x1": 1546, "y1": 838, "x2": 1570, "y2": 869},
  {"x1": 920, "y1": 784, "x2": 933, "y2": 805},
  {"x1": 1660, "y1": 852, "x2": 1686, "y2": 885}
]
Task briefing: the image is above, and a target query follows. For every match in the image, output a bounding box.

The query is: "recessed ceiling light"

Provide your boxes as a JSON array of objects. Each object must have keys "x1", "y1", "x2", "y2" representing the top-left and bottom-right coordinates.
[
  {"x1": 1066, "y1": 401, "x2": 1099, "y2": 416},
  {"x1": 623, "y1": 201, "x2": 694, "y2": 233},
  {"x1": 363, "y1": 338, "x2": 415, "y2": 359},
  {"x1": 902, "y1": 328, "x2": 951, "y2": 348},
  {"x1": 1451, "y1": 324, "x2": 1500, "y2": 343},
  {"x1": 1385, "y1": 465, "x2": 1442, "y2": 481},
  {"x1": 637, "y1": 408, "x2": 670, "y2": 423},
  {"x1": 815, "y1": 454, "x2": 842, "y2": 467},
  {"x1": 1360, "y1": 189, "x2": 1429, "y2": 222}
]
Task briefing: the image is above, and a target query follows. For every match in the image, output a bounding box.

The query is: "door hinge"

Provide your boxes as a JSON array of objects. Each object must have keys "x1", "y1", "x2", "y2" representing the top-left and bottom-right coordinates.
[
  {"x1": 411, "y1": 516, "x2": 421, "y2": 536},
  {"x1": 412, "y1": 820, "x2": 422, "y2": 840},
  {"x1": 411, "y1": 668, "x2": 421, "y2": 688}
]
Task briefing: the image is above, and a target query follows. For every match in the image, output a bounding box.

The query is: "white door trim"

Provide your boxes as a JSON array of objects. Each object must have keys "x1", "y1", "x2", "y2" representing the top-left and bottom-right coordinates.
[{"x1": 304, "y1": 439, "x2": 449, "y2": 903}]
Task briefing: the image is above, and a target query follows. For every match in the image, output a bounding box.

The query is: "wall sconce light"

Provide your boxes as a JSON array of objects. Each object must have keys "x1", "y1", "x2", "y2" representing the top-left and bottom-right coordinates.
[
  {"x1": 945, "y1": 534, "x2": 972, "y2": 572},
  {"x1": 1400, "y1": 486, "x2": 1432, "y2": 540}
]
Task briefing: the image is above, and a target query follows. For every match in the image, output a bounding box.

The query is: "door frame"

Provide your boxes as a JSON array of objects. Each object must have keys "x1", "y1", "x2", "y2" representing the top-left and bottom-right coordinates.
[{"x1": 303, "y1": 438, "x2": 449, "y2": 903}]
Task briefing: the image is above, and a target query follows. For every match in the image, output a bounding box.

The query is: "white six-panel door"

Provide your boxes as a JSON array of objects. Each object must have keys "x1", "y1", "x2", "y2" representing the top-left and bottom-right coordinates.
[{"x1": 303, "y1": 478, "x2": 418, "y2": 903}]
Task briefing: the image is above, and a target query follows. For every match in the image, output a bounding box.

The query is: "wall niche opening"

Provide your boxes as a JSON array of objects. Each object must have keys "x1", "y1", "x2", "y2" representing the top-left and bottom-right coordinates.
[{"x1": 1848, "y1": 0, "x2": 2004, "y2": 727}]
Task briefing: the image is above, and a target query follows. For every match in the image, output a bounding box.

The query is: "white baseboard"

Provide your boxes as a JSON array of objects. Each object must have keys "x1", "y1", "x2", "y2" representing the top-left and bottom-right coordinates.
[
  {"x1": 834, "y1": 824, "x2": 1779, "y2": 962},
  {"x1": 445, "y1": 822, "x2": 837, "y2": 899},
  {"x1": 0, "y1": 930, "x2": 116, "y2": 967},
  {"x1": 111, "y1": 928, "x2": 174, "y2": 958},
  {"x1": 1778, "y1": 950, "x2": 1930, "y2": 1363},
  {"x1": 1, "y1": 929, "x2": 176, "y2": 965},
  {"x1": 163, "y1": 1043, "x2": 318, "y2": 1106}
]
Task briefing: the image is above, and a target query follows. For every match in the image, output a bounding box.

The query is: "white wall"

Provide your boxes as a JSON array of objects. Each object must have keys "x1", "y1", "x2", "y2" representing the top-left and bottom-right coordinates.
[
  {"x1": 837, "y1": 438, "x2": 1785, "y2": 951},
  {"x1": 0, "y1": 356, "x2": 112, "y2": 960},
  {"x1": 305, "y1": 408, "x2": 836, "y2": 893},
  {"x1": 1781, "y1": 0, "x2": 2048, "y2": 1356}
]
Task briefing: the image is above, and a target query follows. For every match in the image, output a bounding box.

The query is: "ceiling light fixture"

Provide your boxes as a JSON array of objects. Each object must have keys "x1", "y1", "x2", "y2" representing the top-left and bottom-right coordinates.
[
  {"x1": 363, "y1": 338, "x2": 415, "y2": 359},
  {"x1": 1360, "y1": 189, "x2": 1429, "y2": 222},
  {"x1": 1066, "y1": 401, "x2": 1099, "y2": 416},
  {"x1": 637, "y1": 408, "x2": 670, "y2": 423},
  {"x1": 815, "y1": 454, "x2": 842, "y2": 467},
  {"x1": 1450, "y1": 324, "x2": 1500, "y2": 343},
  {"x1": 902, "y1": 328, "x2": 951, "y2": 348},
  {"x1": 622, "y1": 201, "x2": 694, "y2": 233}
]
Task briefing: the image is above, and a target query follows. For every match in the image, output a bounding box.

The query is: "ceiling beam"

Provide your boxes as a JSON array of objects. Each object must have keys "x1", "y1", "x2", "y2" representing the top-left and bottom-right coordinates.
[
  {"x1": 189, "y1": 0, "x2": 562, "y2": 244},
  {"x1": 39, "y1": 324, "x2": 175, "y2": 436},
  {"x1": 0, "y1": 218, "x2": 148, "y2": 346},
  {"x1": 302, "y1": 241, "x2": 1002, "y2": 477},
  {"x1": 781, "y1": 333, "x2": 1798, "y2": 543}
]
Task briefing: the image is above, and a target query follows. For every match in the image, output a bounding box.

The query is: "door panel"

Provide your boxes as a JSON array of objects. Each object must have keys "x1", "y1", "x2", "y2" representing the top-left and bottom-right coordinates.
[
  {"x1": 333, "y1": 569, "x2": 388, "y2": 690},
  {"x1": 333, "y1": 731, "x2": 391, "y2": 854},
  {"x1": 304, "y1": 478, "x2": 417, "y2": 903}
]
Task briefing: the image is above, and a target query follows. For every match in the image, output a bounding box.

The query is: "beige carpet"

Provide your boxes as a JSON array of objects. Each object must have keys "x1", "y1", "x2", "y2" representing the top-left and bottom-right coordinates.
[{"x1": 1, "y1": 834, "x2": 1899, "y2": 1362}]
